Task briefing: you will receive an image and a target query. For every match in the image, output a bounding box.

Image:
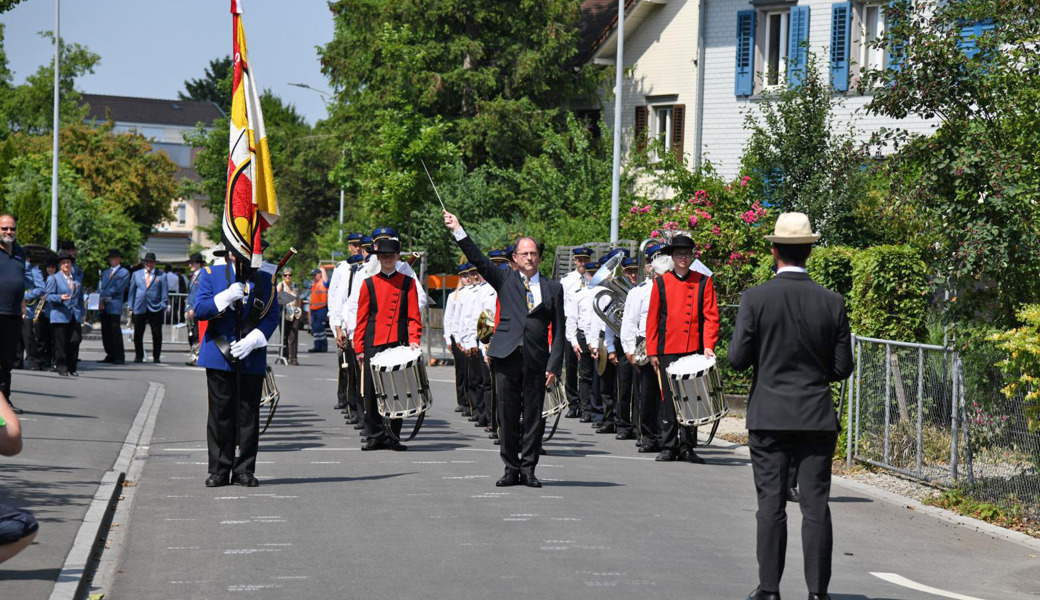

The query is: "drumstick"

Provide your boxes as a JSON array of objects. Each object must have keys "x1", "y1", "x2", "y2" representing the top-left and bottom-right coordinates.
[
  {"x1": 421, "y1": 160, "x2": 447, "y2": 211},
  {"x1": 656, "y1": 367, "x2": 667, "y2": 403}
]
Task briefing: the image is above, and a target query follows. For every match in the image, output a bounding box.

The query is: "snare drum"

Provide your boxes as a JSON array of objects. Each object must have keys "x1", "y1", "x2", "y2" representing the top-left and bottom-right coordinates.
[
  {"x1": 665, "y1": 354, "x2": 728, "y2": 427},
  {"x1": 542, "y1": 378, "x2": 568, "y2": 420},
  {"x1": 369, "y1": 346, "x2": 433, "y2": 419}
]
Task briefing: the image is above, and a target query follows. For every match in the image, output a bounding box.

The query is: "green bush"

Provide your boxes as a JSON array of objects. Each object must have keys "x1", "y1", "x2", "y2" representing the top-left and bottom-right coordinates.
[
  {"x1": 808, "y1": 246, "x2": 856, "y2": 298},
  {"x1": 850, "y1": 245, "x2": 929, "y2": 341},
  {"x1": 990, "y1": 305, "x2": 1040, "y2": 436}
]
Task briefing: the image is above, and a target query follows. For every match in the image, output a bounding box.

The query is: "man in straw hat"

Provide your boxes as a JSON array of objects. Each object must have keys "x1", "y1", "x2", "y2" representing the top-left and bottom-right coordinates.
[
  {"x1": 128, "y1": 252, "x2": 169, "y2": 363},
  {"x1": 646, "y1": 234, "x2": 720, "y2": 464},
  {"x1": 729, "y1": 212, "x2": 853, "y2": 600}
]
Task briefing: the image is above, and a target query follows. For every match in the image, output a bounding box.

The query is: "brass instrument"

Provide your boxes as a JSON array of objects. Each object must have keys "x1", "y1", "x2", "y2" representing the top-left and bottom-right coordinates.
[
  {"x1": 29, "y1": 296, "x2": 46, "y2": 324},
  {"x1": 476, "y1": 308, "x2": 495, "y2": 345},
  {"x1": 588, "y1": 252, "x2": 634, "y2": 341}
]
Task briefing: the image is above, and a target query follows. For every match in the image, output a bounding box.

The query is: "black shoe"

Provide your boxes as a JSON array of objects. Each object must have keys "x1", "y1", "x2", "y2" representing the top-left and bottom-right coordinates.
[
  {"x1": 153, "y1": 358, "x2": 161, "y2": 364},
  {"x1": 678, "y1": 449, "x2": 706, "y2": 464},
  {"x1": 579, "y1": 415, "x2": 592, "y2": 423},
  {"x1": 539, "y1": 447, "x2": 547, "y2": 455},
  {"x1": 98, "y1": 357, "x2": 114, "y2": 363},
  {"x1": 488, "y1": 432, "x2": 498, "y2": 439},
  {"x1": 134, "y1": 357, "x2": 143, "y2": 363},
  {"x1": 57, "y1": 369, "x2": 69, "y2": 376},
  {"x1": 113, "y1": 359, "x2": 125, "y2": 365},
  {"x1": 362, "y1": 439, "x2": 388, "y2": 451},
  {"x1": 519, "y1": 473, "x2": 542, "y2": 488},
  {"x1": 638, "y1": 444, "x2": 660, "y2": 453},
  {"x1": 616, "y1": 430, "x2": 637, "y2": 440},
  {"x1": 353, "y1": 423, "x2": 365, "y2": 430},
  {"x1": 496, "y1": 472, "x2": 520, "y2": 487},
  {"x1": 334, "y1": 400, "x2": 347, "y2": 409},
  {"x1": 345, "y1": 415, "x2": 358, "y2": 425},
  {"x1": 69, "y1": 371, "x2": 79, "y2": 377},
  {"x1": 807, "y1": 595, "x2": 830, "y2": 600},
  {"x1": 232, "y1": 473, "x2": 259, "y2": 487},
  {"x1": 493, "y1": 438, "x2": 500, "y2": 445},
  {"x1": 475, "y1": 419, "x2": 488, "y2": 428},
  {"x1": 655, "y1": 450, "x2": 678, "y2": 462},
  {"x1": 787, "y1": 487, "x2": 802, "y2": 503},
  {"x1": 306, "y1": 348, "x2": 320, "y2": 353},
  {"x1": 8, "y1": 402, "x2": 23, "y2": 415},
  {"x1": 747, "y1": 589, "x2": 781, "y2": 600},
  {"x1": 289, "y1": 359, "x2": 299, "y2": 366},
  {"x1": 454, "y1": 405, "x2": 464, "y2": 413},
  {"x1": 564, "y1": 409, "x2": 579, "y2": 418},
  {"x1": 387, "y1": 440, "x2": 408, "y2": 452},
  {"x1": 205, "y1": 474, "x2": 229, "y2": 488},
  {"x1": 596, "y1": 423, "x2": 617, "y2": 434},
  {"x1": 461, "y1": 409, "x2": 472, "y2": 417}
]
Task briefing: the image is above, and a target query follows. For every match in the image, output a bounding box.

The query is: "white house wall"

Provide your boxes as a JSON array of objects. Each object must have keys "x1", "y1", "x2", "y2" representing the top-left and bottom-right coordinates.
[{"x1": 700, "y1": 0, "x2": 935, "y2": 178}]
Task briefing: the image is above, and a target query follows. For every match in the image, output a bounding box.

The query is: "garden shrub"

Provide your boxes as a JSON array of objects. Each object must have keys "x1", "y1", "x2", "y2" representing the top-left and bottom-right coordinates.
[{"x1": 849, "y1": 245, "x2": 929, "y2": 341}]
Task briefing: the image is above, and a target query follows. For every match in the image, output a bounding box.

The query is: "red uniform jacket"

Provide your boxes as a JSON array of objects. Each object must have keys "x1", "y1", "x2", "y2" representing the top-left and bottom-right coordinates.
[
  {"x1": 354, "y1": 271, "x2": 422, "y2": 356},
  {"x1": 646, "y1": 270, "x2": 720, "y2": 357}
]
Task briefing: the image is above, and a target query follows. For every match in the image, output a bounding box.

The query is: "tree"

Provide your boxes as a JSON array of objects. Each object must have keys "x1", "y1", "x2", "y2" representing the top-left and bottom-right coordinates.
[
  {"x1": 0, "y1": 1, "x2": 26, "y2": 13},
  {"x1": 863, "y1": 0, "x2": 1040, "y2": 327},
  {"x1": 179, "y1": 56, "x2": 232, "y2": 115}
]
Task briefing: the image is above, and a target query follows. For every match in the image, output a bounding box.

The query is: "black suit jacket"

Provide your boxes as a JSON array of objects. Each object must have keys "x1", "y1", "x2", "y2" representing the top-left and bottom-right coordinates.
[
  {"x1": 728, "y1": 272, "x2": 853, "y2": 431},
  {"x1": 456, "y1": 235, "x2": 565, "y2": 375}
]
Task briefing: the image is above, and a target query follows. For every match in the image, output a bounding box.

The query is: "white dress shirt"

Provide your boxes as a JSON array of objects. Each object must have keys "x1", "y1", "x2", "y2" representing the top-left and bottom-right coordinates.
[
  {"x1": 457, "y1": 281, "x2": 496, "y2": 350},
  {"x1": 620, "y1": 279, "x2": 652, "y2": 355},
  {"x1": 777, "y1": 266, "x2": 808, "y2": 275},
  {"x1": 442, "y1": 288, "x2": 459, "y2": 345},
  {"x1": 560, "y1": 269, "x2": 587, "y2": 320},
  {"x1": 327, "y1": 260, "x2": 350, "y2": 329}
]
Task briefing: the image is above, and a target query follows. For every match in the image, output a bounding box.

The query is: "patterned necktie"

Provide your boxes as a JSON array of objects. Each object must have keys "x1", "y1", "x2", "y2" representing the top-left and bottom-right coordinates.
[
  {"x1": 579, "y1": 274, "x2": 586, "y2": 290},
  {"x1": 145, "y1": 270, "x2": 152, "y2": 288},
  {"x1": 523, "y1": 276, "x2": 535, "y2": 312}
]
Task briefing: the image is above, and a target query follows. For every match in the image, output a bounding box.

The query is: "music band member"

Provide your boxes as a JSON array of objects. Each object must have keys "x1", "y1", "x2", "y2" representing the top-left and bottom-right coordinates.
[
  {"x1": 728, "y1": 213, "x2": 852, "y2": 600},
  {"x1": 457, "y1": 267, "x2": 496, "y2": 429},
  {"x1": 194, "y1": 254, "x2": 280, "y2": 488},
  {"x1": 46, "y1": 252, "x2": 85, "y2": 377},
  {"x1": 354, "y1": 235, "x2": 422, "y2": 452},
  {"x1": 607, "y1": 257, "x2": 640, "y2": 440},
  {"x1": 98, "y1": 249, "x2": 130, "y2": 365},
  {"x1": 128, "y1": 252, "x2": 169, "y2": 363},
  {"x1": 444, "y1": 211, "x2": 565, "y2": 489},
  {"x1": 328, "y1": 233, "x2": 363, "y2": 411},
  {"x1": 561, "y1": 247, "x2": 593, "y2": 419},
  {"x1": 621, "y1": 244, "x2": 665, "y2": 452},
  {"x1": 565, "y1": 254, "x2": 597, "y2": 423},
  {"x1": 443, "y1": 264, "x2": 472, "y2": 415},
  {"x1": 646, "y1": 235, "x2": 720, "y2": 464}
]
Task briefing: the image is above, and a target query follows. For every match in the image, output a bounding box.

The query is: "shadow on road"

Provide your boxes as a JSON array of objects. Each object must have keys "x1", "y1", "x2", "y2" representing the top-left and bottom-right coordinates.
[
  {"x1": 260, "y1": 472, "x2": 417, "y2": 486},
  {"x1": 547, "y1": 480, "x2": 624, "y2": 488},
  {"x1": 0, "y1": 566, "x2": 61, "y2": 581},
  {"x1": 829, "y1": 496, "x2": 873, "y2": 503}
]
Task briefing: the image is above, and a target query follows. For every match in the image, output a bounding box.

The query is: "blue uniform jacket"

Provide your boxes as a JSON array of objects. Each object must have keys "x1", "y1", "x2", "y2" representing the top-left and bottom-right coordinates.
[
  {"x1": 99, "y1": 265, "x2": 130, "y2": 316},
  {"x1": 23, "y1": 267, "x2": 45, "y2": 319},
  {"x1": 127, "y1": 268, "x2": 168, "y2": 314},
  {"x1": 45, "y1": 273, "x2": 85, "y2": 324},
  {"x1": 193, "y1": 263, "x2": 279, "y2": 375}
]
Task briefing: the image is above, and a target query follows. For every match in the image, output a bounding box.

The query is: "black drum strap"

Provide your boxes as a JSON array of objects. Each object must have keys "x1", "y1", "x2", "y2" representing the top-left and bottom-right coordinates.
[
  {"x1": 654, "y1": 275, "x2": 667, "y2": 356},
  {"x1": 697, "y1": 275, "x2": 708, "y2": 352}
]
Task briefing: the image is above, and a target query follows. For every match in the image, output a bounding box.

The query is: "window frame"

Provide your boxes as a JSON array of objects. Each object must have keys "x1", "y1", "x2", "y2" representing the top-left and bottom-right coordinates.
[
  {"x1": 851, "y1": 1, "x2": 890, "y2": 89},
  {"x1": 761, "y1": 8, "x2": 791, "y2": 90}
]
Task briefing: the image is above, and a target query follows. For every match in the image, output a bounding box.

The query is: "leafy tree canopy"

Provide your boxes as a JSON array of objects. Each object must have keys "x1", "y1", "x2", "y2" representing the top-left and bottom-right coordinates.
[{"x1": 179, "y1": 55, "x2": 232, "y2": 115}]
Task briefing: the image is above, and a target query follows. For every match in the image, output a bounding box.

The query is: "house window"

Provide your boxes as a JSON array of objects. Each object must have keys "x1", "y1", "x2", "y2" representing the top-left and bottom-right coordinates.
[
  {"x1": 858, "y1": 3, "x2": 888, "y2": 72},
  {"x1": 634, "y1": 103, "x2": 685, "y2": 160},
  {"x1": 653, "y1": 106, "x2": 672, "y2": 152},
  {"x1": 763, "y1": 10, "x2": 790, "y2": 88},
  {"x1": 176, "y1": 203, "x2": 187, "y2": 225}
]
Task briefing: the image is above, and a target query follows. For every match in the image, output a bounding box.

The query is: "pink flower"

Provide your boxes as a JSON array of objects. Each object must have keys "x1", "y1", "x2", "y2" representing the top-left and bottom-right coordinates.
[
  {"x1": 711, "y1": 225, "x2": 721, "y2": 236},
  {"x1": 688, "y1": 215, "x2": 699, "y2": 227},
  {"x1": 650, "y1": 231, "x2": 660, "y2": 238},
  {"x1": 704, "y1": 243, "x2": 711, "y2": 250},
  {"x1": 640, "y1": 205, "x2": 653, "y2": 214},
  {"x1": 629, "y1": 206, "x2": 639, "y2": 214},
  {"x1": 740, "y1": 175, "x2": 751, "y2": 187}
]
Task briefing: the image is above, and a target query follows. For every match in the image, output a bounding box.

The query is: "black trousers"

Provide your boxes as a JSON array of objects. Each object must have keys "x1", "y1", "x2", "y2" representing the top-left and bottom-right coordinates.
[
  {"x1": 282, "y1": 317, "x2": 299, "y2": 362},
  {"x1": 749, "y1": 430, "x2": 837, "y2": 595},
  {"x1": 51, "y1": 322, "x2": 82, "y2": 374},
  {"x1": 133, "y1": 310, "x2": 164, "y2": 360},
  {"x1": 101, "y1": 313, "x2": 125, "y2": 362},
  {"x1": 616, "y1": 358, "x2": 635, "y2": 433},
  {"x1": 206, "y1": 368, "x2": 263, "y2": 476},
  {"x1": 636, "y1": 363, "x2": 661, "y2": 447},
  {"x1": 13, "y1": 316, "x2": 24, "y2": 369},
  {"x1": 564, "y1": 341, "x2": 579, "y2": 411},
  {"x1": 488, "y1": 358, "x2": 499, "y2": 434},
  {"x1": 466, "y1": 350, "x2": 490, "y2": 425},
  {"x1": 575, "y1": 334, "x2": 595, "y2": 418},
  {"x1": 450, "y1": 341, "x2": 468, "y2": 409},
  {"x1": 495, "y1": 348, "x2": 547, "y2": 476},
  {"x1": 658, "y1": 353, "x2": 699, "y2": 452},
  {"x1": 598, "y1": 360, "x2": 617, "y2": 424},
  {"x1": 21, "y1": 318, "x2": 41, "y2": 370},
  {"x1": 0, "y1": 314, "x2": 19, "y2": 400},
  {"x1": 346, "y1": 349, "x2": 362, "y2": 416},
  {"x1": 361, "y1": 343, "x2": 404, "y2": 443}
]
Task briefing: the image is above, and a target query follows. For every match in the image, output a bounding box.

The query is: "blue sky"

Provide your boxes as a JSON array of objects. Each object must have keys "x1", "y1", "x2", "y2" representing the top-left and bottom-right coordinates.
[{"x1": 2, "y1": 0, "x2": 336, "y2": 125}]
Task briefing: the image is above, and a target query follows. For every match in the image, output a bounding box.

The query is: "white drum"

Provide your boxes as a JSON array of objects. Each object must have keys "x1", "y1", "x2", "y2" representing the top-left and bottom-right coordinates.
[
  {"x1": 665, "y1": 354, "x2": 728, "y2": 427},
  {"x1": 542, "y1": 378, "x2": 568, "y2": 420},
  {"x1": 369, "y1": 346, "x2": 433, "y2": 419}
]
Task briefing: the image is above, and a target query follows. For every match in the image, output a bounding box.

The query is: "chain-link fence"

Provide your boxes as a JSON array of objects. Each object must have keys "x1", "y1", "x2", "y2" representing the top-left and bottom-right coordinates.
[{"x1": 848, "y1": 335, "x2": 1040, "y2": 518}]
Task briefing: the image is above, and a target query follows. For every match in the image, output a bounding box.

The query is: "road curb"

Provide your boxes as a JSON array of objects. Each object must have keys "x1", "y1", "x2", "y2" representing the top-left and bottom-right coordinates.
[{"x1": 47, "y1": 381, "x2": 166, "y2": 600}]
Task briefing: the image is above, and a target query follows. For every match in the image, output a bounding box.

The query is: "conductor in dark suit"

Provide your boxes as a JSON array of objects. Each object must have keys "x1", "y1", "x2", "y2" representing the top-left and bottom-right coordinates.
[
  {"x1": 728, "y1": 213, "x2": 853, "y2": 600},
  {"x1": 444, "y1": 211, "x2": 564, "y2": 488}
]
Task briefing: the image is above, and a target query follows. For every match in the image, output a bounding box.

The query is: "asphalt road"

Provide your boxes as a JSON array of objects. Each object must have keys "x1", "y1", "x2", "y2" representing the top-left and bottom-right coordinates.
[{"x1": 3, "y1": 337, "x2": 1039, "y2": 599}]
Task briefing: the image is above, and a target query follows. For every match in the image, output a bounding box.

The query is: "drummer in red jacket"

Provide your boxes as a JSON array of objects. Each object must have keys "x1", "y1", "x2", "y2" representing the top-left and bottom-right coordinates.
[
  {"x1": 354, "y1": 233, "x2": 423, "y2": 451},
  {"x1": 646, "y1": 234, "x2": 720, "y2": 464}
]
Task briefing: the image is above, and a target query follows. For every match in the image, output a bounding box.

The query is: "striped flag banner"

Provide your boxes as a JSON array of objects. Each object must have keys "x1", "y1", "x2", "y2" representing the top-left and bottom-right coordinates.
[{"x1": 223, "y1": 0, "x2": 279, "y2": 269}]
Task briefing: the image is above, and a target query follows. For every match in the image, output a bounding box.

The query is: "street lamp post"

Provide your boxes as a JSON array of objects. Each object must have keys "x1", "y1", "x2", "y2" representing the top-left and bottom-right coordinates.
[
  {"x1": 288, "y1": 82, "x2": 343, "y2": 243},
  {"x1": 609, "y1": 0, "x2": 625, "y2": 245},
  {"x1": 50, "y1": 0, "x2": 60, "y2": 251}
]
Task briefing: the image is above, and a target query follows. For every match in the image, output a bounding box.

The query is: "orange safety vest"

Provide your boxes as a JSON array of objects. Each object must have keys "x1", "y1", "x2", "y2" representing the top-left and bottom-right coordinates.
[{"x1": 310, "y1": 278, "x2": 328, "y2": 310}]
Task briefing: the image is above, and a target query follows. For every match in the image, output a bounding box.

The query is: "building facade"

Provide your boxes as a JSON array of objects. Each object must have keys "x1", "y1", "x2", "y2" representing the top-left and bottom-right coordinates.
[{"x1": 81, "y1": 94, "x2": 225, "y2": 262}]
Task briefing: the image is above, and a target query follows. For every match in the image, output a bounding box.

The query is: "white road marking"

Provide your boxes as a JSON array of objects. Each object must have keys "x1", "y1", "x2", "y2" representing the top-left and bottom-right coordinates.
[
  {"x1": 163, "y1": 448, "x2": 206, "y2": 452},
  {"x1": 428, "y1": 378, "x2": 455, "y2": 383},
  {"x1": 870, "y1": 573, "x2": 990, "y2": 600}
]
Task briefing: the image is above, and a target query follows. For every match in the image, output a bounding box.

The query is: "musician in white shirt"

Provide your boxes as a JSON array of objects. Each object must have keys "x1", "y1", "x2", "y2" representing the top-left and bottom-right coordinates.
[
  {"x1": 564, "y1": 253, "x2": 597, "y2": 422},
  {"x1": 560, "y1": 247, "x2": 594, "y2": 419},
  {"x1": 443, "y1": 264, "x2": 471, "y2": 414}
]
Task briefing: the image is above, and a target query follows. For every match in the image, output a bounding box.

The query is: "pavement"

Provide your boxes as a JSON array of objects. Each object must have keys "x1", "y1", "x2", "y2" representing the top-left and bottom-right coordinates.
[{"x1": 2, "y1": 335, "x2": 1039, "y2": 600}]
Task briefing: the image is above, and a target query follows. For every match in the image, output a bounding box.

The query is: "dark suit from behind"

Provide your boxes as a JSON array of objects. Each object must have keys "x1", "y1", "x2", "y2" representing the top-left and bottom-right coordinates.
[
  {"x1": 455, "y1": 234, "x2": 564, "y2": 476},
  {"x1": 728, "y1": 271, "x2": 852, "y2": 595}
]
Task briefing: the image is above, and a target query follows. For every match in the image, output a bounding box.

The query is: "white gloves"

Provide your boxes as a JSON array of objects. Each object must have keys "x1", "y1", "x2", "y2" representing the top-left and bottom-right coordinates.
[
  {"x1": 214, "y1": 282, "x2": 246, "y2": 312},
  {"x1": 229, "y1": 328, "x2": 268, "y2": 360}
]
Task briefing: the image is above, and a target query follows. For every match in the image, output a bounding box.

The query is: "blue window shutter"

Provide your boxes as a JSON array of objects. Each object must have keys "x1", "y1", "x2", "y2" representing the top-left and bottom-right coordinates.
[
  {"x1": 787, "y1": 6, "x2": 811, "y2": 88},
  {"x1": 887, "y1": 0, "x2": 903, "y2": 72},
  {"x1": 735, "y1": 10, "x2": 756, "y2": 96},
  {"x1": 830, "y1": 2, "x2": 851, "y2": 91},
  {"x1": 959, "y1": 19, "x2": 994, "y2": 59}
]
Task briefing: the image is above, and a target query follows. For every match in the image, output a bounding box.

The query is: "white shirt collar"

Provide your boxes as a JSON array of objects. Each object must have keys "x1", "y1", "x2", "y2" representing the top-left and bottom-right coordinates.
[{"x1": 777, "y1": 266, "x2": 808, "y2": 275}]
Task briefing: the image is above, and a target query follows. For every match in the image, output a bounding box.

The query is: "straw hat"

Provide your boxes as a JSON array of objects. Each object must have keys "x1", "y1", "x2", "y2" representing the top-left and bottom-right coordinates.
[{"x1": 764, "y1": 212, "x2": 821, "y2": 244}]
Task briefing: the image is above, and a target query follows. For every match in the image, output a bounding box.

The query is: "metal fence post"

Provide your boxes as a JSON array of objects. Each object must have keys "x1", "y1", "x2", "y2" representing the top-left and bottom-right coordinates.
[
  {"x1": 959, "y1": 362, "x2": 975, "y2": 486},
  {"x1": 854, "y1": 337, "x2": 862, "y2": 462},
  {"x1": 917, "y1": 346, "x2": 924, "y2": 478},
  {"x1": 884, "y1": 343, "x2": 892, "y2": 465},
  {"x1": 951, "y1": 352, "x2": 960, "y2": 482}
]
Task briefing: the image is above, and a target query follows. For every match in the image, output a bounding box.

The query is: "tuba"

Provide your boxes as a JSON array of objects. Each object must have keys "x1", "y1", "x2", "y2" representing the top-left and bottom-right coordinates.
[
  {"x1": 588, "y1": 252, "x2": 633, "y2": 341},
  {"x1": 476, "y1": 308, "x2": 496, "y2": 345}
]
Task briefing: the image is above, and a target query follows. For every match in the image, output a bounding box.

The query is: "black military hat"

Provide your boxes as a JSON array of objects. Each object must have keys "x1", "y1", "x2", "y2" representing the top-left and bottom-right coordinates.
[{"x1": 142, "y1": 252, "x2": 158, "y2": 262}]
